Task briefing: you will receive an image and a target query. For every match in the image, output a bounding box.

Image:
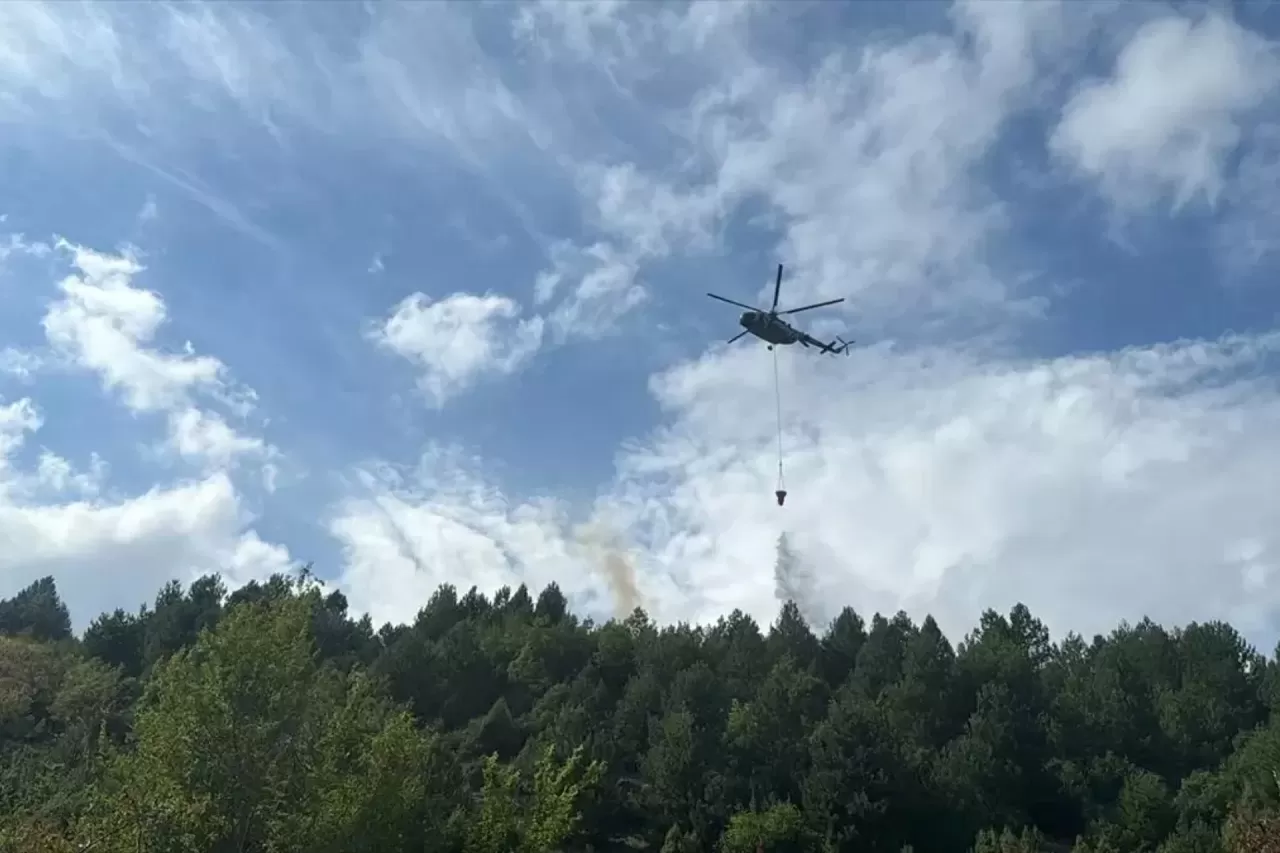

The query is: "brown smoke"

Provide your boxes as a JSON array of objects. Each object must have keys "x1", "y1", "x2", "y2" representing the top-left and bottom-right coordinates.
[{"x1": 573, "y1": 521, "x2": 643, "y2": 619}]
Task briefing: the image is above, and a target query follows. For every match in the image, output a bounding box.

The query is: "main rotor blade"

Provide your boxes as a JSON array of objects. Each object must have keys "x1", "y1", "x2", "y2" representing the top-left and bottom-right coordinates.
[
  {"x1": 771, "y1": 264, "x2": 783, "y2": 312},
  {"x1": 778, "y1": 297, "x2": 845, "y2": 315},
  {"x1": 707, "y1": 292, "x2": 760, "y2": 312},
  {"x1": 727, "y1": 329, "x2": 749, "y2": 344}
]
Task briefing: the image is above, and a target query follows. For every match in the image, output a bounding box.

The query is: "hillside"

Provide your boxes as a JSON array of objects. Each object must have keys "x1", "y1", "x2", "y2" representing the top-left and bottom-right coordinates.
[{"x1": 2, "y1": 571, "x2": 1279, "y2": 853}]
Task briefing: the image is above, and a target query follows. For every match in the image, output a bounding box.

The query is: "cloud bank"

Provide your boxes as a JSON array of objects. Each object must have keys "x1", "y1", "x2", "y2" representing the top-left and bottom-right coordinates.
[{"x1": 1, "y1": 0, "x2": 1279, "y2": 648}]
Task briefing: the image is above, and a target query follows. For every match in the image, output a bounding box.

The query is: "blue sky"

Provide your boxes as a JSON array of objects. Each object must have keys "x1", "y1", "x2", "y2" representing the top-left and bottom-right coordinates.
[{"x1": 3, "y1": 0, "x2": 1280, "y2": 646}]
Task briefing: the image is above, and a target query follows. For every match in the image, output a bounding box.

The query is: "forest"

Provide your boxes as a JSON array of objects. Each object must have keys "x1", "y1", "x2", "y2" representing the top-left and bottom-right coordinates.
[{"x1": 2, "y1": 555, "x2": 1280, "y2": 852}]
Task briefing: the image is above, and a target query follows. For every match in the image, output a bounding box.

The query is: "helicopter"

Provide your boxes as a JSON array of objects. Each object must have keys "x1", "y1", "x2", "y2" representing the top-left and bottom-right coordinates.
[{"x1": 707, "y1": 263, "x2": 851, "y2": 354}]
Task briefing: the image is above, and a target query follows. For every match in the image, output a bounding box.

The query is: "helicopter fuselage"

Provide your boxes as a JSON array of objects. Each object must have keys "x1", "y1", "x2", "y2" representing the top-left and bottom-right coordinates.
[
  {"x1": 708, "y1": 264, "x2": 848, "y2": 354},
  {"x1": 740, "y1": 311, "x2": 800, "y2": 345}
]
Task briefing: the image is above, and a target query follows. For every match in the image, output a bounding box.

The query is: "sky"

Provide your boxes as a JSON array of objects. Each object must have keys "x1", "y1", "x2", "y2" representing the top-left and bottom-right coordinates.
[{"x1": 3, "y1": 0, "x2": 1280, "y2": 647}]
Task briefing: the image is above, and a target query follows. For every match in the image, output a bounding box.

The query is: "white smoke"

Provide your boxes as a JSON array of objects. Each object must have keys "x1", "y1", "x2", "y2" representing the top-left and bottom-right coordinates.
[{"x1": 773, "y1": 531, "x2": 826, "y2": 628}]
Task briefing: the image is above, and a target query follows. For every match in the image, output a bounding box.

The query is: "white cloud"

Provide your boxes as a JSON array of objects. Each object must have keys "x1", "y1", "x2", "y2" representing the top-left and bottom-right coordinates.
[
  {"x1": 1217, "y1": 121, "x2": 1280, "y2": 274},
  {"x1": 0, "y1": 2, "x2": 1085, "y2": 340},
  {"x1": 377, "y1": 157, "x2": 727, "y2": 398},
  {"x1": 0, "y1": 401, "x2": 103, "y2": 503},
  {"x1": 333, "y1": 331, "x2": 1280, "y2": 644},
  {"x1": 512, "y1": 0, "x2": 762, "y2": 86},
  {"x1": 578, "y1": 162, "x2": 722, "y2": 258},
  {"x1": 373, "y1": 292, "x2": 545, "y2": 407},
  {"x1": 7, "y1": 0, "x2": 1280, "y2": 649},
  {"x1": 0, "y1": 398, "x2": 42, "y2": 491},
  {"x1": 42, "y1": 243, "x2": 222, "y2": 410},
  {"x1": 528, "y1": 164, "x2": 722, "y2": 342},
  {"x1": 138, "y1": 195, "x2": 158, "y2": 223},
  {"x1": 33, "y1": 451, "x2": 108, "y2": 499},
  {"x1": 610, "y1": 332, "x2": 1280, "y2": 640},
  {"x1": 0, "y1": 2, "x2": 128, "y2": 118},
  {"x1": 160, "y1": 3, "x2": 303, "y2": 119},
  {"x1": 40, "y1": 239, "x2": 271, "y2": 471},
  {"x1": 0, "y1": 392, "x2": 291, "y2": 628},
  {"x1": 0, "y1": 348, "x2": 41, "y2": 381},
  {"x1": 518, "y1": 0, "x2": 1083, "y2": 344},
  {"x1": 0, "y1": 236, "x2": 292, "y2": 627},
  {"x1": 355, "y1": 3, "x2": 545, "y2": 158},
  {"x1": 329, "y1": 449, "x2": 633, "y2": 628},
  {"x1": 0, "y1": 2, "x2": 544, "y2": 161},
  {"x1": 1051, "y1": 12, "x2": 1280, "y2": 213},
  {"x1": 0, "y1": 3, "x2": 561, "y2": 258},
  {"x1": 534, "y1": 240, "x2": 646, "y2": 342},
  {"x1": 513, "y1": 0, "x2": 640, "y2": 68},
  {"x1": 0, "y1": 1, "x2": 310, "y2": 131},
  {"x1": 326, "y1": 3, "x2": 1280, "y2": 645},
  {"x1": 166, "y1": 407, "x2": 266, "y2": 472}
]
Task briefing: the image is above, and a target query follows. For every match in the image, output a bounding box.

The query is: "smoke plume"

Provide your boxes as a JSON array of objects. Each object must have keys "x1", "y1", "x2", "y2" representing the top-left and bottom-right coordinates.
[
  {"x1": 573, "y1": 520, "x2": 643, "y2": 619},
  {"x1": 774, "y1": 531, "x2": 825, "y2": 628}
]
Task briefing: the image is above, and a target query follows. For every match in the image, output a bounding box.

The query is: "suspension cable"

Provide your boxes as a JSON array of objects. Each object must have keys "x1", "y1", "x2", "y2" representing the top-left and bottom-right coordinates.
[{"x1": 773, "y1": 346, "x2": 784, "y2": 492}]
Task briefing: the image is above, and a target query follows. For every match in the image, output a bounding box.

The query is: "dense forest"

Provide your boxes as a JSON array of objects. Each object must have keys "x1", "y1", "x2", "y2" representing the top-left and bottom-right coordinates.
[{"x1": 2, "y1": 558, "x2": 1280, "y2": 852}]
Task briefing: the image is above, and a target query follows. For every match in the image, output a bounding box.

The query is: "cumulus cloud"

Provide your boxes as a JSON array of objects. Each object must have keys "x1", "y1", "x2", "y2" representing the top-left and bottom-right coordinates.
[
  {"x1": 42, "y1": 244, "x2": 222, "y2": 410},
  {"x1": 373, "y1": 291, "x2": 545, "y2": 407},
  {"x1": 327, "y1": 2, "x2": 1280, "y2": 647},
  {"x1": 0, "y1": 236, "x2": 293, "y2": 628},
  {"x1": 167, "y1": 407, "x2": 267, "y2": 472},
  {"x1": 40, "y1": 239, "x2": 271, "y2": 471},
  {"x1": 334, "y1": 332, "x2": 1280, "y2": 643},
  {"x1": 32, "y1": 450, "x2": 108, "y2": 499},
  {"x1": 619, "y1": 333, "x2": 1280, "y2": 639},
  {"x1": 6, "y1": 0, "x2": 1280, "y2": 650},
  {"x1": 0, "y1": 400, "x2": 108, "y2": 503},
  {"x1": 1051, "y1": 12, "x2": 1280, "y2": 213},
  {"x1": 0, "y1": 391, "x2": 291, "y2": 628}
]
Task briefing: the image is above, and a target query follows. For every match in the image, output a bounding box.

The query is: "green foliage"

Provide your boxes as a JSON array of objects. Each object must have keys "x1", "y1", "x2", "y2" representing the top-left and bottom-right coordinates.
[
  {"x1": 87, "y1": 591, "x2": 450, "y2": 852},
  {"x1": 0, "y1": 573, "x2": 1279, "y2": 852},
  {"x1": 464, "y1": 743, "x2": 603, "y2": 853},
  {"x1": 0, "y1": 577, "x2": 71, "y2": 643},
  {"x1": 467, "y1": 754, "x2": 521, "y2": 853},
  {"x1": 720, "y1": 802, "x2": 816, "y2": 852},
  {"x1": 972, "y1": 826, "x2": 1045, "y2": 852},
  {"x1": 526, "y1": 744, "x2": 604, "y2": 851}
]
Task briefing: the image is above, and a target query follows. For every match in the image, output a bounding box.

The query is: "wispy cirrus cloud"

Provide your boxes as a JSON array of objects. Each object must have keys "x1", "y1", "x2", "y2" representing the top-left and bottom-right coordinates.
[{"x1": 0, "y1": 348, "x2": 41, "y2": 381}]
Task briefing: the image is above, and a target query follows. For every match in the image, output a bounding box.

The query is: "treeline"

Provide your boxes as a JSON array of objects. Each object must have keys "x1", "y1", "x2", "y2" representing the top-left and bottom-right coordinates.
[{"x1": 1, "y1": 569, "x2": 1280, "y2": 852}]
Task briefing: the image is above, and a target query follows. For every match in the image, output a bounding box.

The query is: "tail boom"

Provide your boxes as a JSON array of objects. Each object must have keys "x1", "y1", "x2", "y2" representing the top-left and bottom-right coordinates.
[{"x1": 820, "y1": 336, "x2": 852, "y2": 355}]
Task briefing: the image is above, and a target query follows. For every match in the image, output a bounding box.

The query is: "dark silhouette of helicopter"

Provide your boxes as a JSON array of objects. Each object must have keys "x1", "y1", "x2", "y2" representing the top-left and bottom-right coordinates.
[{"x1": 707, "y1": 264, "x2": 851, "y2": 354}]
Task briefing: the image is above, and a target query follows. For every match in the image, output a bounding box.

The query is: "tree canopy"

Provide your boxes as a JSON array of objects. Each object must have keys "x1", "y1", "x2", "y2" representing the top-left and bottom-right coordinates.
[{"x1": 1, "y1": 570, "x2": 1278, "y2": 852}]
